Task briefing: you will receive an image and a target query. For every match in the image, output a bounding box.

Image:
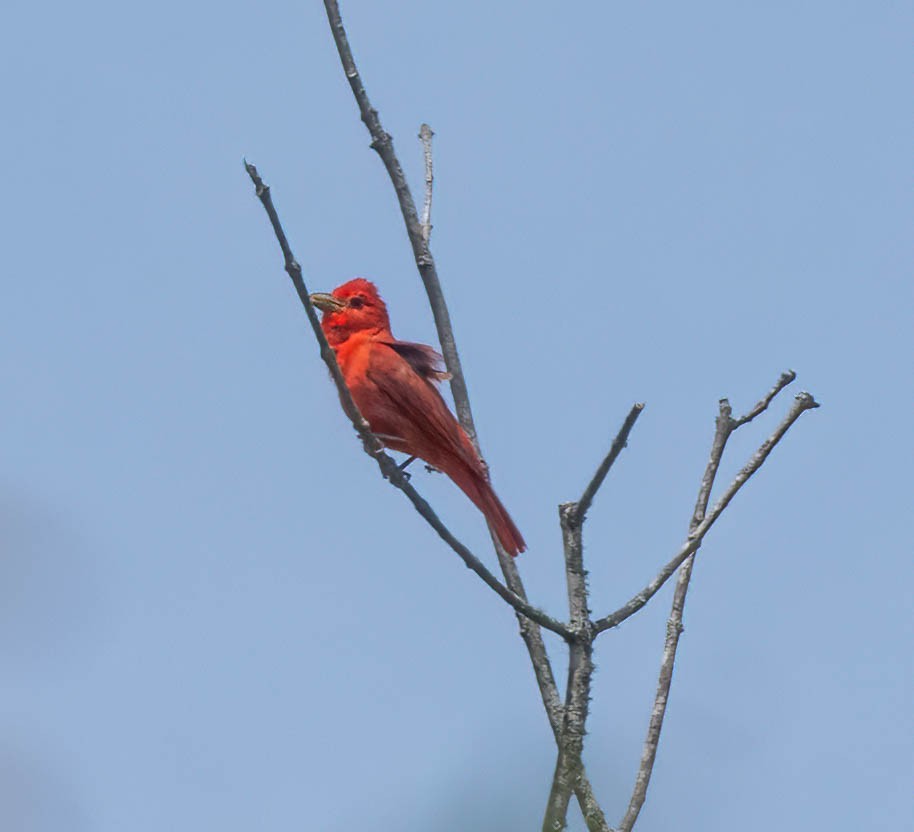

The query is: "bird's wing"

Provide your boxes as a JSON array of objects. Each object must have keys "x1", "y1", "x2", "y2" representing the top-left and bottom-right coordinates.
[
  {"x1": 365, "y1": 342, "x2": 479, "y2": 472},
  {"x1": 382, "y1": 340, "x2": 452, "y2": 383}
]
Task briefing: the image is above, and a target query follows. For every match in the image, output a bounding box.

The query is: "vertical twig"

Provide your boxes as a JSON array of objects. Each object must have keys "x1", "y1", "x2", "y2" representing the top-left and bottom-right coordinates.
[
  {"x1": 543, "y1": 507, "x2": 595, "y2": 832},
  {"x1": 419, "y1": 123, "x2": 434, "y2": 243}
]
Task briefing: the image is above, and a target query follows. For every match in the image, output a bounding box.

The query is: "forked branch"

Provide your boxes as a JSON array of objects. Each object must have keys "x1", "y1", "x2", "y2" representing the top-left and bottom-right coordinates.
[
  {"x1": 594, "y1": 388, "x2": 819, "y2": 635},
  {"x1": 616, "y1": 372, "x2": 817, "y2": 832}
]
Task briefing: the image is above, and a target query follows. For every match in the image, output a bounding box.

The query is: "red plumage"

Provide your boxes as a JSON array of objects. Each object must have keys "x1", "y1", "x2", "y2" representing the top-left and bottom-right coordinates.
[{"x1": 311, "y1": 278, "x2": 526, "y2": 556}]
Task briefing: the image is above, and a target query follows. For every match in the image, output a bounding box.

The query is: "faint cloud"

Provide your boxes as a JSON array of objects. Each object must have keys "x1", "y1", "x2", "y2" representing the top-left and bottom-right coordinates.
[
  {"x1": 0, "y1": 741, "x2": 90, "y2": 832},
  {"x1": 0, "y1": 488, "x2": 102, "y2": 671}
]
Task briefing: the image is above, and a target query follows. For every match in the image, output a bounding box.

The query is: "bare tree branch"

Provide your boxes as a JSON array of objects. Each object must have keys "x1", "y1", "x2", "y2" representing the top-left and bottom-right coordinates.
[
  {"x1": 688, "y1": 400, "x2": 735, "y2": 528},
  {"x1": 594, "y1": 388, "x2": 819, "y2": 635},
  {"x1": 733, "y1": 370, "x2": 796, "y2": 428},
  {"x1": 617, "y1": 372, "x2": 803, "y2": 829},
  {"x1": 543, "y1": 507, "x2": 596, "y2": 832},
  {"x1": 617, "y1": 371, "x2": 805, "y2": 831},
  {"x1": 419, "y1": 123, "x2": 434, "y2": 243},
  {"x1": 617, "y1": 401, "x2": 731, "y2": 831},
  {"x1": 244, "y1": 160, "x2": 569, "y2": 638},
  {"x1": 576, "y1": 404, "x2": 645, "y2": 524},
  {"x1": 617, "y1": 558, "x2": 691, "y2": 832}
]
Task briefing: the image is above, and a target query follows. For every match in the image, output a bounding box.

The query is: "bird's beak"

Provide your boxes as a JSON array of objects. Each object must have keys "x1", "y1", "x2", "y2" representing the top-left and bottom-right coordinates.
[{"x1": 309, "y1": 292, "x2": 346, "y2": 313}]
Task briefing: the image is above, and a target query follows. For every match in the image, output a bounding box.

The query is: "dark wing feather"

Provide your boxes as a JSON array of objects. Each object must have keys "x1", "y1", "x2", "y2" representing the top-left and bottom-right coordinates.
[{"x1": 382, "y1": 340, "x2": 451, "y2": 383}]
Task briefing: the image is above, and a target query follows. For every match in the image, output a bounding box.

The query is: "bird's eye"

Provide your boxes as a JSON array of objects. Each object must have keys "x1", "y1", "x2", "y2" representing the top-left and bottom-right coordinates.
[{"x1": 349, "y1": 296, "x2": 365, "y2": 309}]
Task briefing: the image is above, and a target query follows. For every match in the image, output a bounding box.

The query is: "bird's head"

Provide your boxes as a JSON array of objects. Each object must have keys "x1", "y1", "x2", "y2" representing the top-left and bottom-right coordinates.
[{"x1": 310, "y1": 278, "x2": 392, "y2": 347}]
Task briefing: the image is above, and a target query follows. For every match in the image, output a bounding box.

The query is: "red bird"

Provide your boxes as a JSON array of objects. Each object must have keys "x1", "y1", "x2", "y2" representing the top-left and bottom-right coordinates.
[{"x1": 310, "y1": 278, "x2": 526, "y2": 556}]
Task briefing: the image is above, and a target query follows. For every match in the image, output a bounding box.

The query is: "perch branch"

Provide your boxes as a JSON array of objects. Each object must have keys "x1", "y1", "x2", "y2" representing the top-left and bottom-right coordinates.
[
  {"x1": 244, "y1": 161, "x2": 568, "y2": 638},
  {"x1": 243, "y1": 160, "x2": 372, "y2": 439},
  {"x1": 594, "y1": 388, "x2": 819, "y2": 635},
  {"x1": 617, "y1": 370, "x2": 803, "y2": 831}
]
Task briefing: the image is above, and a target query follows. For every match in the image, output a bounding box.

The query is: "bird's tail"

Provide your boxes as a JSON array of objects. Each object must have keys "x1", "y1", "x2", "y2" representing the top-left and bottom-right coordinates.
[{"x1": 449, "y1": 463, "x2": 527, "y2": 557}]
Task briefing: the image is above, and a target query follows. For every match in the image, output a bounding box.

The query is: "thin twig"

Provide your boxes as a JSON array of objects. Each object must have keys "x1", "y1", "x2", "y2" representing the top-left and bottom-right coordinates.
[
  {"x1": 689, "y1": 400, "x2": 734, "y2": 528},
  {"x1": 617, "y1": 401, "x2": 731, "y2": 831},
  {"x1": 617, "y1": 558, "x2": 691, "y2": 832},
  {"x1": 419, "y1": 123, "x2": 434, "y2": 243},
  {"x1": 618, "y1": 371, "x2": 802, "y2": 830},
  {"x1": 594, "y1": 389, "x2": 819, "y2": 634},
  {"x1": 243, "y1": 160, "x2": 373, "y2": 441},
  {"x1": 576, "y1": 404, "x2": 645, "y2": 524},
  {"x1": 244, "y1": 160, "x2": 569, "y2": 638},
  {"x1": 733, "y1": 370, "x2": 796, "y2": 427}
]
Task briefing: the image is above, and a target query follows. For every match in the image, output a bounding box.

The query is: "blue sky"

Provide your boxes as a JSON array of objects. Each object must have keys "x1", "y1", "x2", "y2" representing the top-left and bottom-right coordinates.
[{"x1": 1, "y1": 1, "x2": 911, "y2": 829}]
